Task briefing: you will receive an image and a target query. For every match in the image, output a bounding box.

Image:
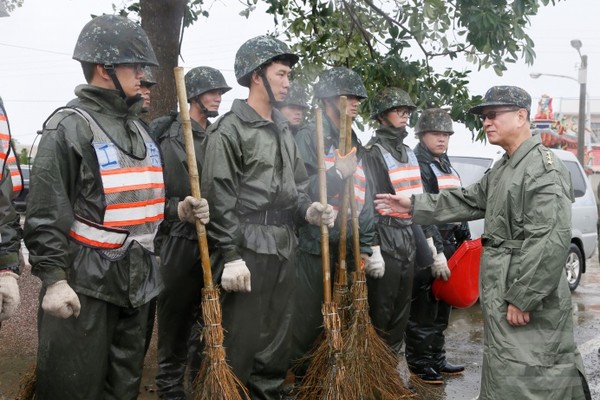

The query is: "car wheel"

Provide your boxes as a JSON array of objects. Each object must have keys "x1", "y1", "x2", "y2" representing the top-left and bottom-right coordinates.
[{"x1": 565, "y1": 243, "x2": 582, "y2": 291}]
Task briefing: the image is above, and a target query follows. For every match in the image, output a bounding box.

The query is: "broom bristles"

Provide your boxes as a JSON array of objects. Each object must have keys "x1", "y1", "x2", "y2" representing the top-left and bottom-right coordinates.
[
  {"x1": 15, "y1": 362, "x2": 36, "y2": 400},
  {"x1": 295, "y1": 302, "x2": 352, "y2": 400},
  {"x1": 342, "y1": 270, "x2": 415, "y2": 399},
  {"x1": 193, "y1": 287, "x2": 249, "y2": 400}
]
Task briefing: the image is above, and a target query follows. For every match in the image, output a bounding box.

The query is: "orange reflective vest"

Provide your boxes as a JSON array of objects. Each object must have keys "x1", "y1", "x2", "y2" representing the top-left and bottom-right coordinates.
[
  {"x1": 374, "y1": 143, "x2": 423, "y2": 219},
  {"x1": 67, "y1": 108, "x2": 165, "y2": 260},
  {"x1": 324, "y1": 144, "x2": 367, "y2": 212},
  {"x1": 0, "y1": 106, "x2": 23, "y2": 198},
  {"x1": 431, "y1": 162, "x2": 462, "y2": 190}
]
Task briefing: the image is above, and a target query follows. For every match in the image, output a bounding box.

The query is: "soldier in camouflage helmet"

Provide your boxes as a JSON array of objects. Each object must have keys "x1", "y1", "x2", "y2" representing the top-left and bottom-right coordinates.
[
  {"x1": 275, "y1": 82, "x2": 310, "y2": 135},
  {"x1": 376, "y1": 86, "x2": 592, "y2": 399},
  {"x1": 185, "y1": 66, "x2": 232, "y2": 118},
  {"x1": 150, "y1": 65, "x2": 231, "y2": 399},
  {"x1": 24, "y1": 15, "x2": 209, "y2": 399},
  {"x1": 357, "y1": 87, "x2": 436, "y2": 368},
  {"x1": 72, "y1": 14, "x2": 158, "y2": 102},
  {"x1": 406, "y1": 108, "x2": 471, "y2": 383},
  {"x1": 201, "y1": 35, "x2": 334, "y2": 399},
  {"x1": 288, "y1": 67, "x2": 374, "y2": 384},
  {"x1": 234, "y1": 34, "x2": 298, "y2": 106},
  {"x1": 139, "y1": 66, "x2": 157, "y2": 115}
]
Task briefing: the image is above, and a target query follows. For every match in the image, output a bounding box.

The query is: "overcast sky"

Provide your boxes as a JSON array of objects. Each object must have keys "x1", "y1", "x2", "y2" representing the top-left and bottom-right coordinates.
[{"x1": 0, "y1": 0, "x2": 598, "y2": 152}]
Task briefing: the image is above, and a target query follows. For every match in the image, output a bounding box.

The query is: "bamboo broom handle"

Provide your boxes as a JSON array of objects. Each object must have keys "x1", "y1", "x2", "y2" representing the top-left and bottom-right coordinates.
[
  {"x1": 315, "y1": 108, "x2": 332, "y2": 304},
  {"x1": 347, "y1": 120, "x2": 362, "y2": 270},
  {"x1": 173, "y1": 67, "x2": 214, "y2": 289},
  {"x1": 337, "y1": 96, "x2": 349, "y2": 280}
]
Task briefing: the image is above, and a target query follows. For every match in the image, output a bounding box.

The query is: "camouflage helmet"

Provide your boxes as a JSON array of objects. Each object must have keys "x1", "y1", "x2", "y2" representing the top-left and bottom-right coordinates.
[
  {"x1": 468, "y1": 85, "x2": 531, "y2": 115},
  {"x1": 415, "y1": 108, "x2": 454, "y2": 135},
  {"x1": 279, "y1": 82, "x2": 310, "y2": 109},
  {"x1": 185, "y1": 67, "x2": 232, "y2": 101},
  {"x1": 72, "y1": 15, "x2": 158, "y2": 67},
  {"x1": 234, "y1": 35, "x2": 299, "y2": 87},
  {"x1": 141, "y1": 67, "x2": 157, "y2": 87},
  {"x1": 370, "y1": 87, "x2": 416, "y2": 119},
  {"x1": 314, "y1": 67, "x2": 367, "y2": 100}
]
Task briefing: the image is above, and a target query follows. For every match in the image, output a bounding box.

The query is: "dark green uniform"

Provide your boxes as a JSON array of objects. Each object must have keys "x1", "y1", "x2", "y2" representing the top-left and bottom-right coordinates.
[
  {"x1": 412, "y1": 135, "x2": 590, "y2": 399},
  {"x1": 290, "y1": 115, "x2": 372, "y2": 370},
  {"x1": 405, "y1": 141, "x2": 471, "y2": 371},
  {"x1": 201, "y1": 99, "x2": 312, "y2": 399},
  {"x1": 152, "y1": 114, "x2": 207, "y2": 399},
  {"x1": 24, "y1": 85, "x2": 162, "y2": 400}
]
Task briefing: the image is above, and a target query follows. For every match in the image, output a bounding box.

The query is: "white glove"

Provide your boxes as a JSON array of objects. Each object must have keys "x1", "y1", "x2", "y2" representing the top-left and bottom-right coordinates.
[
  {"x1": 426, "y1": 237, "x2": 437, "y2": 257},
  {"x1": 305, "y1": 202, "x2": 335, "y2": 228},
  {"x1": 177, "y1": 196, "x2": 210, "y2": 225},
  {"x1": 365, "y1": 246, "x2": 385, "y2": 278},
  {"x1": 42, "y1": 280, "x2": 81, "y2": 319},
  {"x1": 0, "y1": 271, "x2": 20, "y2": 321},
  {"x1": 334, "y1": 147, "x2": 358, "y2": 178},
  {"x1": 221, "y1": 259, "x2": 251, "y2": 293},
  {"x1": 431, "y1": 251, "x2": 451, "y2": 281}
]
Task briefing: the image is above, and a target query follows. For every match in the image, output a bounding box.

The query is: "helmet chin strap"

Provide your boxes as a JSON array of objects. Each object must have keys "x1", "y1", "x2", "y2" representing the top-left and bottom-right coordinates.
[
  {"x1": 105, "y1": 64, "x2": 142, "y2": 106},
  {"x1": 259, "y1": 69, "x2": 282, "y2": 107},
  {"x1": 194, "y1": 97, "x2": 218, "y2": 118}
]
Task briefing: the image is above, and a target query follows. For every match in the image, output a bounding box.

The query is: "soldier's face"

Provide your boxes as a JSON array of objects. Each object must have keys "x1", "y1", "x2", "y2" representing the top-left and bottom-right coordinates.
[
  {"x1": 280, "y1": 105, "x2": 305, "y2": 126},
  {"x1": 115, "y1": 63, "x2": 144, "y2": 98},
  {"x1": 199, "y1": 89, "x2": 223, "y2": 112},
  {"x1": 421, "y1": 131, "x2": 450, "y2": 156},
  {"x1": 384, "y1": 107, "x2": 411, "y2": 129},
  {"x1": 139, "y1": 85, "x2": 151, "y2": 109},
  {"x1": 264, "y1": 62, "x2": 291, "y2": 101},
  {"x1": 336, "y1": 96, "x2": 361, "y2": 118}
]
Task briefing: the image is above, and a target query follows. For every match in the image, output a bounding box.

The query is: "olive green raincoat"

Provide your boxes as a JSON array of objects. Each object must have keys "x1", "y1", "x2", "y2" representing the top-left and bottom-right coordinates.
[{"x1": 412, "y1": 135, "x2": 589, "y2": 400}]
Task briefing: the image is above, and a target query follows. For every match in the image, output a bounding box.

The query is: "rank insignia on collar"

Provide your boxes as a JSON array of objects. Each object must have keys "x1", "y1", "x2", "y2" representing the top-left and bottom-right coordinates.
[{"x1": 545, "y1": 151, "x2": 553, "y2": 165}]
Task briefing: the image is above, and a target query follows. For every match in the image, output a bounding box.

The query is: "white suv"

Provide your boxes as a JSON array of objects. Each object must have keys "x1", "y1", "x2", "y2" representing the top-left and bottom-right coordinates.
[{"x1": 448, "y1": 147, "x2": 598, "y2": 291}]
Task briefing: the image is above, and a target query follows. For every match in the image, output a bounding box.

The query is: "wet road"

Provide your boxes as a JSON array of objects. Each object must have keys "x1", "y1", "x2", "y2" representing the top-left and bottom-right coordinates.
[{"x1": 2, "y1": 241, "x2": 600, "y2": 399}]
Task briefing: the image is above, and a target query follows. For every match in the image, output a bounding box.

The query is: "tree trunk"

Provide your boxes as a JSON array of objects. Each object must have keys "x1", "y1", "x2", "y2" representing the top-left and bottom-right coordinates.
[{"x1": 140, "y1": 0, "x2": 186, "y2": 121}]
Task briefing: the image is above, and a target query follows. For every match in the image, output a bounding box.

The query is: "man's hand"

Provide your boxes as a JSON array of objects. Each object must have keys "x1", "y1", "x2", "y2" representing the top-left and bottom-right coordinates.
[
  {"x1": 42, "y1": 280, "x2": 81, "y2": 319},
  {"x1": 177, "y1": 196, "x2": 210, "y2": 225},
  {"x1": 334, "y1": 147, "x2": 357, "y2": 179},
  {"x1": 374, "y1": 193, "x2": 411, "y2": 215},
  {"x1": 365, "y1": 246, "x2": 385, "y2": 278},
  {"x1": 506, "y1": 303, "x2": 530, "y2": 326},
  {"x1": 0, "y1": 271, "x2": 20, "y2": 321},
  {"x1": 221, "y1": 259, "x2": 251, "y2": 293},
  {"x1": 306, "y1": 202, "x2": 335, "y2": 228}
]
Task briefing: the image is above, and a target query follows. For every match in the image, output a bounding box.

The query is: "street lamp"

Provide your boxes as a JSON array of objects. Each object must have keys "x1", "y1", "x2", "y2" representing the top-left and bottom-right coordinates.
[{"x1": 571, "y1": 39, "x2": 588, "y2": 165}]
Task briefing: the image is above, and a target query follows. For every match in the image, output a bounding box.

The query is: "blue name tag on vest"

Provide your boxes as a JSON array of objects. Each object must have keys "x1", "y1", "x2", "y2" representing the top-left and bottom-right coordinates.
[
  {"x1": 147, "y1": 142, "x2": 161, "y2": 167},
  {"x1": 94, "y1": 142, "x2": 120, "y2": 170},
  {"x1": 383, "y1": 152, "x2": 398, "y2": 169}
]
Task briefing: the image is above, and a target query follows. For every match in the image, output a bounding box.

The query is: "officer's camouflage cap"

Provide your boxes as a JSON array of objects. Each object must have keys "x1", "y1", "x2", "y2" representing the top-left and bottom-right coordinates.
[
  {"x1": 415, "y1": 108, "x2": 454, "y2": 135},
  {"x1": 185, "y1": 66, "x2": 232, "y2": 101},
  {"x1": 314, "y1": 67, "x2": 367, "y2": 100},
  {"x1": 370, "y1": 87, "x2": 416, "y2": 119},
  {"x1": 141, "y1": 67, "x2": 157, "y2": 87},
  {"x1": 469, "y1": 85, "x2": 531, "y2": 115},
  {"x1": 279, "y1": 82, "x2": 310, "y2": 109},
  {"x1": 73, "y1": 15, "x2": 158, "y2": 67},
  {"x1": 234, "y1": 35, "x2": 299, "y2": 88}
]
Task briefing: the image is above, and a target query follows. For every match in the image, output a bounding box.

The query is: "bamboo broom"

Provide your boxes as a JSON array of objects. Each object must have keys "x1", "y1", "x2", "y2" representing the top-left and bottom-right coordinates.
[
  {"x1": 173, "y1": 67, "x2": 249, "y2": 400},
  {"x1": 332, "y1": 96, "x2": 352, "y2": 326},
  {"x1": 295, "y1": 107, "x2": 349, "y2": 400}
]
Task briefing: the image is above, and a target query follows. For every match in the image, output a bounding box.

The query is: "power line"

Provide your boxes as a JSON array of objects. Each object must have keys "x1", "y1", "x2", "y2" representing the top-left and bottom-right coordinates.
[{"x1": 0, "y1": 42, "x2": 71, "y2": 56}]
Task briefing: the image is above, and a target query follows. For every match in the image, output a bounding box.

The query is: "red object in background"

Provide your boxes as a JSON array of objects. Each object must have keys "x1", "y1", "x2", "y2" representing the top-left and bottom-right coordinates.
[{"x1": 432, "y1": 238, "x2": 482, "y2": 308}]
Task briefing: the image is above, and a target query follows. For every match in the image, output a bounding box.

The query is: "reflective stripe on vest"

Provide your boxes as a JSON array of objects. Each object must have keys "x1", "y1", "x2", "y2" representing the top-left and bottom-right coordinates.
[
  {"x1": 66, "y1": 108, "x2": 165, "y2": 259},
  {"x1": 374, "y1": 143, "x2": 423, "y2": 219},
  {"x1": 431, "y1": 163, "x2": 462, "y2": 190},
  {"x1": 0, "y1": 109, "x2": 23, "y2": 196}
]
